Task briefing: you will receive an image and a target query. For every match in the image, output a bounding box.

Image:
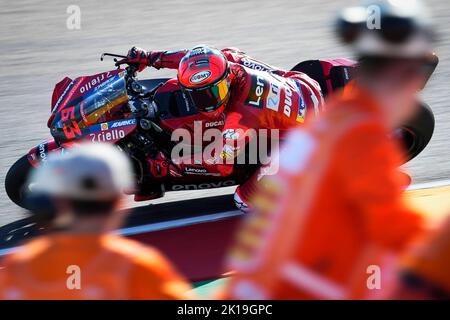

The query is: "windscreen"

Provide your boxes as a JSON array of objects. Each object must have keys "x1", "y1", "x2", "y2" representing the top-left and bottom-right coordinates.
[{"x1": 50, "y1": 71, "x2": 129, "y2": 143}]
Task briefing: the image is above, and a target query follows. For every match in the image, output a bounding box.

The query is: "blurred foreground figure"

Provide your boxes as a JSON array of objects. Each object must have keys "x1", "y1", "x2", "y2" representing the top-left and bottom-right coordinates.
[
  {"x1": 392, "y1": 218, "x2": 450, "y2": 299},
  {"x1": 0, "y1": 143, "x2": 192, "y2": 299},
  {"x1": 224, "y1": 0, "x2": 435, "y2": 299}
]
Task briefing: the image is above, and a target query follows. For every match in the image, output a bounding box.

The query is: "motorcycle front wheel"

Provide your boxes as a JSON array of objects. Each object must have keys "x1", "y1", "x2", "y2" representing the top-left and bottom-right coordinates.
[{"x1": 5, "y1": 155, "x2": 33, "y2": 209}]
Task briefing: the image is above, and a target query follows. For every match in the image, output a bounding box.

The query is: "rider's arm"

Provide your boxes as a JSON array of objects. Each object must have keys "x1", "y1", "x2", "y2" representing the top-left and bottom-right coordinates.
[
  {"x1": 150, "y1": 47, "x2": 289, "y2": 74},
  {"x1": 147, "y1": 47, "x2": 244, "y2": 70},
  {"x1": 150, "y1": 47, "x2": 256, "y2": 70},
  {"x1": 221, "y1": 47, "x2": 289, "y2": 76},
  {"x1": 148, "y1": 49, "x2": 189, "y2": 70},
  {"x1": 171, "y1": 112, "x2": 256, "y2": 178}
]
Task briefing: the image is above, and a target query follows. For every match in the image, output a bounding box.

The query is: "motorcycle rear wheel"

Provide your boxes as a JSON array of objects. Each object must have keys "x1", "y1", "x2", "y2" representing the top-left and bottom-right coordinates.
[{"x1": 399, "y1": 102, "x2": 435, "y2": 163}]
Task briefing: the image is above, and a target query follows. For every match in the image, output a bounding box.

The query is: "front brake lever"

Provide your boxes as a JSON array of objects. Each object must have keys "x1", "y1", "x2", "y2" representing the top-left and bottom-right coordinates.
[{"x1": 100, "y1": 53, "x2": 127, "y2": 61}]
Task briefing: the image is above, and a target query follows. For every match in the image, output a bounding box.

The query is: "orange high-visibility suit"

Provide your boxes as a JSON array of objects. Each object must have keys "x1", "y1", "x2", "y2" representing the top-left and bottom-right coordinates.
[
  {"x1": 225, "y1": 84, "x2": 424, "y2": 299},
  {"x1": 398, "y1": 217, "x2": 450, "y2": 298},
  {"x1": 0, "y1": 234, "x2": 193, "y2": 300}
]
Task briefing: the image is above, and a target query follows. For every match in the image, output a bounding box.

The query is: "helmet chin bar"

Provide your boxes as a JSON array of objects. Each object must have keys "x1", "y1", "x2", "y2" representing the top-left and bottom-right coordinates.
[
  {"x1": 200, "y1": 98, "x2": 228, "y2": 119},
  {"x1": 184, "y1": 77, "x2": 230, "y2": 116}
]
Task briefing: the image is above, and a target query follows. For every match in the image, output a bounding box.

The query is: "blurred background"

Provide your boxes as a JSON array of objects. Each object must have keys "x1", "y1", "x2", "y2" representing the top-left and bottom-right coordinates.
[{"x1": 1, "y1": 0, "x2": 449, "y2": 225}]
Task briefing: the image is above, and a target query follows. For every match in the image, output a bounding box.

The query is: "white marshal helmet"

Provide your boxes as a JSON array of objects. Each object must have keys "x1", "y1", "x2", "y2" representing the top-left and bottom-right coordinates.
[
  {"x1": 28, "y1": 143, "x2": 134, "y2": 201},
  {"x1": 336, "y1": 0, "x2": 436, "y2": 58}
]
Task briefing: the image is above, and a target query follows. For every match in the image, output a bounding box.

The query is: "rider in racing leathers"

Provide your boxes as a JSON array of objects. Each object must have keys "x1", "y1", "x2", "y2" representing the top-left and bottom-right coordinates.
[{"x1": 117, "y1": 45, "x2": 323, "y2": 211}]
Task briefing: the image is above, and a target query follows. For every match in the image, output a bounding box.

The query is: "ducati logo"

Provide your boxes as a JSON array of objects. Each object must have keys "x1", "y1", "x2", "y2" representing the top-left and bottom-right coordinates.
[{"x1": 205, "y1": 120, "x2": 225, "y2": 128}]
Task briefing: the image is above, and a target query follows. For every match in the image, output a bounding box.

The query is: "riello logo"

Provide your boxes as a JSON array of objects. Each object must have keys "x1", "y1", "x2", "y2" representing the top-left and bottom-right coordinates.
[{"x1": 189, "y1": 70, "x2": 211, "y2": 84}]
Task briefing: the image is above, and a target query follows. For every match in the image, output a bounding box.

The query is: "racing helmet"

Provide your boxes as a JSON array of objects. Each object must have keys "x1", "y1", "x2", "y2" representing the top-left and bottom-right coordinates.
[
  {"x1": 178, "y1": 45, "x2": 230, "y2": 118},
  {"x1": 336, "y1": 0, "x2": 435, "y2": 59},
  {"x1": 28, "y1": 143, "x2": 134, "y2": 204}
]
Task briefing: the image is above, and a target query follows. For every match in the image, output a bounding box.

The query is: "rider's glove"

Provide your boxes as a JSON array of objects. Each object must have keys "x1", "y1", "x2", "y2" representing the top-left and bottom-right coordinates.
[
  {"x1": 147, "y1": 151, "x2": 182, "y2": 178},
  {"x1": 116, "y1": 46, "x2": 151, "y2": 72}
]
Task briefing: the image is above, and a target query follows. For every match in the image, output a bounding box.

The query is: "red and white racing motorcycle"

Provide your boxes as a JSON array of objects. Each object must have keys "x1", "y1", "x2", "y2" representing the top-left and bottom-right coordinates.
[{"x1": 5, "y1": 53, "x2": 438, "y2": 209}]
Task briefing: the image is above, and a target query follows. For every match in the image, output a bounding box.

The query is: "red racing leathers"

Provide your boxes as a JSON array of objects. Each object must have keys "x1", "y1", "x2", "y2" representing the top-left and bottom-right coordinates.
[{"x1": 147, "y1": 47, "x2": 324, "y2": 205}]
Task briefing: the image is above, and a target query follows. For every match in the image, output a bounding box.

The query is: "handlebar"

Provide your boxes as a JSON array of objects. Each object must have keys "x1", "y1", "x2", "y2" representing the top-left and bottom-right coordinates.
[
  {"x1": 100, "y1": 53, "x2": 127, "y2": 61},
  {"x1": 100, "y1": 53, "x2": 160, "y2": 117},
  {"x1": 100, "y1": 52, "x2": 139, "y2": 75}
]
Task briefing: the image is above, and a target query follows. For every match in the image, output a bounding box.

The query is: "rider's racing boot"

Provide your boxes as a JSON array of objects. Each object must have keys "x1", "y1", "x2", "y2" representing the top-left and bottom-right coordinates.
[
  {"x1": 234, "y1": 181, "x2": 256, "y2": 213},
  {"x1": 134, "y1": 177, "x2": 165, "y2": 201},
  {"x1": 234, "y1": 187, "x2": 253, "y2": 213},
  {"x1": 134, "y1": 152, "x2": 168, "y2": 202},
  {"x1": 134, "y1": 152, "x2": 183, "y2": 201}
]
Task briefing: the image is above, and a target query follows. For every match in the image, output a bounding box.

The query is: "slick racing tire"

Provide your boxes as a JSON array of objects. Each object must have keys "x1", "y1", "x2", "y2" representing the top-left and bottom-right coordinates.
[
  {"x1": 397, "y1": 102, "x2": 435, "y2": 163},
  {"x1": 5, "y1": 155, "x2": 33, "y2": 209}
]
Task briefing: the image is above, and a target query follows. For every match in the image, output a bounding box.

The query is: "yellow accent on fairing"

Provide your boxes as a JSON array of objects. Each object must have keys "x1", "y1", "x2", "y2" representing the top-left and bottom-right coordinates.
[{"x1": 84, "y1": 95, "x2": 128, "y2": 125}]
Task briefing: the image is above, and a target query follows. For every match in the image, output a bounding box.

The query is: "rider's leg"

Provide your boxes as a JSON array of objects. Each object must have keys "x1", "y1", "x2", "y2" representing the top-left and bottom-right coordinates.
[
  {"x1": 135, "y1": 151, "x2": 234, "y2": 201},
  {"x1": 134, "y1": 151, "x2": 171, "y2": 201},
  {"x1": 234, "y1": 161, "x2": 277, "y2": 212}
]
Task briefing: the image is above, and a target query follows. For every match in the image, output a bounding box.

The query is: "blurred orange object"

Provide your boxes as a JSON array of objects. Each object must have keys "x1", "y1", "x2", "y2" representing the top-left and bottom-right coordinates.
[
  {"x1": 0, "y1": 233, "x2": 193, "y2": 300},
  {"x1": 395, "y1": 218, "x2": 450, "y2": 298},
  {"x1": 224, "y1": 84, "x2": 424, "y2": 300}
]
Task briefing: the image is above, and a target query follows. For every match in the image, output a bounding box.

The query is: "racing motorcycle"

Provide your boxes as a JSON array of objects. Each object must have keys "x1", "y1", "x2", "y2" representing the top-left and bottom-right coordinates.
[{"x1": 5, "y1": 53, "x2": 438, "y2": 209}]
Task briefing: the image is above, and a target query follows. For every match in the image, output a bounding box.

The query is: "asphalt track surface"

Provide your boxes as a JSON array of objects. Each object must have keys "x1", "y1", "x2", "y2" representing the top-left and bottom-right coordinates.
[{"x1": 1, "y1": 0, "x2": 450, "y2": 226}]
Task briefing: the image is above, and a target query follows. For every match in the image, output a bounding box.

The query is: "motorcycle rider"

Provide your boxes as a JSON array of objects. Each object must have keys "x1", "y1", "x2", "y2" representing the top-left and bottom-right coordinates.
[
  {"x1": 116, "y1": 45, "x2": 324, "y2": 211},
  {"x1": 0, "y1": 143, "x2": 193, "y2": 299},
  {"x1": 223, "y1": 0, "x2": 435, "y2": 299}
]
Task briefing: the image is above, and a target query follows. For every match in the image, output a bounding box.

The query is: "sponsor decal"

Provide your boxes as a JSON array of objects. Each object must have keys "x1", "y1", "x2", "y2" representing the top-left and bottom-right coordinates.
[
  {"x1": 96, "y1": 72, "x2": 124, "y2": 92},
  {"x1": 283, "y1": 86, "x2": 294, "y2": 117},
  {"x1": 110, "y1": 118, "x2": 136, "y2": 128},
  {"x1": 220, "y1": 144, "x2": 238, "y2": 160},
  {"x1": 90, "y1": 129, "x2": 125, "y2": 142},
  {"x1": 183, "y1": 167, "x2": 208, "y2": 175},
  {"x1": 189, "y1": 70, "x2": 212, "y2": 84},
  {"x1": 205, "y1": 120, "x2": 225, "y2": 128},
  {"x1": 37, "y1": 143, "x2": 48, "y2": 162},
  {"x1": 181, "y1": 91, "x2": 191, "y2": 111},
  {"x1": 223, "y1": 129, "x2": 240, "y2": 140},
  {"x1": 90, "y1": 119, "x2": 136, "y2": 134},
  {"x1": 195, "y1": 58, "x2": 210, "y2": 66},
  {"x1": 79, "y1": 71, "x2": 113, "y2": 94},
  {"x1": 241, "y1": 58, "x2": 272, "y2": 72},
  {"x1": 190, "y1": 47, "x2": 207, "y2": 57},
  {"x1": 245, "y1": 74, "x2": 268, "y2": 109},
  {"x1": 266, "y1": 82, "x2": 280, "y2": 111},
  {"x1": 171, "y1": 180, "x2": 236, "y2": 191},
  {"x1": 80, "y1": 100, "x2": 88, "y2": 124},
  {"x1": 294, "y1": 81, "x2": 306, "y2": 123}
]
